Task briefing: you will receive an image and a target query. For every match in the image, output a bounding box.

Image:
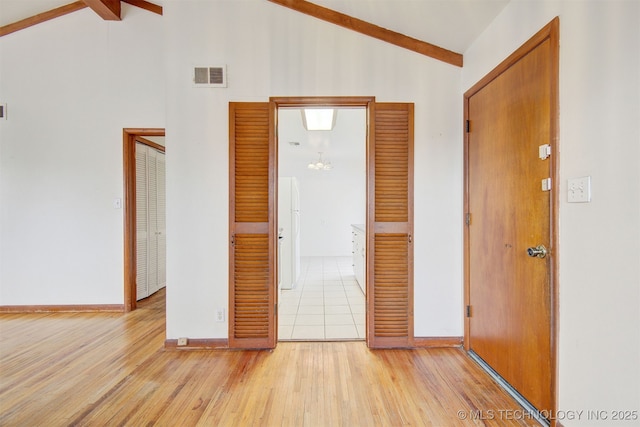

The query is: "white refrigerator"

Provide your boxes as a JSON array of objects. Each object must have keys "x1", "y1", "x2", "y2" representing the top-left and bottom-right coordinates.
[{"x1": 278, "y1": 177, "x2": 300, "y2": 290}]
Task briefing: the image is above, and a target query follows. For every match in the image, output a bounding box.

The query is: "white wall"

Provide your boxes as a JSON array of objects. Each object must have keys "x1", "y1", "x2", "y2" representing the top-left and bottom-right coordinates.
[
  {"x1": 278, "y1": 108, "x2": 366, "y2": 257},
  {"x1": 164, "y1": 0, "x2": 464, "y2": 339},
  {"x1": 463, "y1": 1, "x2": 640, "y2": 425},
  {"x1": 0, "y1": 4, "x2": 165, "y2": 305}
]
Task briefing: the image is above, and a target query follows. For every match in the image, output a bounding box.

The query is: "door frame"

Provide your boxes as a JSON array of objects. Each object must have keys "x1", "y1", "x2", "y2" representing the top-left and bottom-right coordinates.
[
  {"x1": 463, "y1": 17, "x2": 559, "y2": 421},
  {"x1": 123, "y1": 128, "x2": 166, "y2": 312},
  {"x1": 271, "y1": 96, "x2": 375, "y2": 342}
]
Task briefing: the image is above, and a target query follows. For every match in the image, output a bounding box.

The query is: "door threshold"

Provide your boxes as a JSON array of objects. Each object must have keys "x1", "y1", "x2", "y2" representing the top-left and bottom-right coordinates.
[{"x1": 468, "y1": 350, "x2": 550, "y2": 427}]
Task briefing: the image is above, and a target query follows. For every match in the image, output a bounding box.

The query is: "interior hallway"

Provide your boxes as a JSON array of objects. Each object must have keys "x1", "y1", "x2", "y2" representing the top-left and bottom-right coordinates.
[
  {"x1": 278, "y1": 256, "x2": 365, "y2": 341},
  {"x1": 0, "y1": 288, "x2": 540, "y2": 426}
]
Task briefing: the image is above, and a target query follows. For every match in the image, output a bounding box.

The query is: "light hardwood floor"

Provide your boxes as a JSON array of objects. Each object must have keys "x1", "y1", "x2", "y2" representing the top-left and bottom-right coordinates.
[{"x1": 0, "y1": 290, "x2": 540, "y2": 426}]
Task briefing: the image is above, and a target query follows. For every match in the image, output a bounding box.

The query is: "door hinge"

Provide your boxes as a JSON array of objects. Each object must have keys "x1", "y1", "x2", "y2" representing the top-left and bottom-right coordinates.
[
  {"x1": 231, "y1": 234, "x2": 235, "y2": 246},
  {"x1": 408, "y1": 234, "x2": 413, "y2": 243},
  {"x1": 466, "y1": 305, "x2": 471, "y2": 318},
  {"x1": 465, "y1": 213, "x2": 471, "y2": 226},
  {"x1": 541, "y1": 178, "x2": 552, "y2": 192},
  {"x1": 465, "y1": 120, "x2": 470, "y2": 133}
]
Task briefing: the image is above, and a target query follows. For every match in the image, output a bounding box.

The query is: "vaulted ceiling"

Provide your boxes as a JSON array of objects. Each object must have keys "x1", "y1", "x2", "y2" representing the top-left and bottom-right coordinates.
[{"x1": 0, "y1": 0, "x2": 510, "y2": 66}]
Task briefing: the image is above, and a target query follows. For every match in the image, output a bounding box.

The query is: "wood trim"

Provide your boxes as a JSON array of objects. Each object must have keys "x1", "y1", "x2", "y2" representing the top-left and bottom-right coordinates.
[
  {"x1": 272, "y1": 96, "x2": 374, "y2": 348},
  {"x1": 413, "y1": 337, "x2": 463, "y2": 348},
  {"x1": 276, "y1": 99, "x2": 414, "y2": 349},
  {"x1": 135, "y1": 136, "x2": 165, "y2": 153},
  {"x1": 373, "y1": 222, "x2": 411, "y2": 234},
  {"x1": 548, "y1": 17, "x2": 561, "y2": 427},
  {"x1": 463, "y1": 103, "x2": 470, "y2": 349},
  {"x1": 82, "y1": 0, "x2": 121, "y2": 21},
  {"x1": 124, "y1": 127, "x2": 165, "y2": 135},
  {"x1": 0, "y1": 1, "x2": 87, "y2": 38},
  {"x1": 267, "y1": 0, "x2": 462, "y2": 67},
  {"x1": 0, "y1": 304, "x2": 124, "y2": 313},
  {"x1": 122, "y1": 0, "x2": 163, "y2": 15},
  {"x1": 463, "y1": 16, "x2": 559, "y2": 426},
  {"x1": 168, "y1": 337, "x2": 462, "y2": 350},
  {"x1": 123, "y1": 128, "x2": 165, "y2": 312},
  {"x1": 271, "y1": 96, "x2": 376, "y2": 108},
  {"x1": 164, "y1": 339, "x2": 229, "y2": 350},
  {"x1": 234, "y1": 223, "x2": 270, "y2": 234}
]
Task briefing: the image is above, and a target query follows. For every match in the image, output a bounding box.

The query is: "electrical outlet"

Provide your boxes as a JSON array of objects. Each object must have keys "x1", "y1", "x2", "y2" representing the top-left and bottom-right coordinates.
[
  {"x1": 216, "y1": 308, "x2": 225, "y2": 322},
  {"x1": 177, "y1": 337, "x2": 188, "y2": 346}
]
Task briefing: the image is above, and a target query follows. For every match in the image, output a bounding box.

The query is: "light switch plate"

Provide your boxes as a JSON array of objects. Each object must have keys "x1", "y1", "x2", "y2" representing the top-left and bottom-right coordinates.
[{"x1": 568, "y1": 176, "x2": 591, "y2": 203}]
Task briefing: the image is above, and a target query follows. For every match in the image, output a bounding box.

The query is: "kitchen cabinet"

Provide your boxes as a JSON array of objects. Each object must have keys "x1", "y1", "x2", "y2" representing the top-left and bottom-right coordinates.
[{"x1": 352, "y1": 224, "x2": 366, "y2": 294}]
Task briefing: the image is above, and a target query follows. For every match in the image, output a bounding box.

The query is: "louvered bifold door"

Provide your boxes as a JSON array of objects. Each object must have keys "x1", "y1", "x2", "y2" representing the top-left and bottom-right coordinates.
[
  {"x1": 135, "y1": 143, "x2": 149, "y2": 301},
  {"x1": 156, "y1": 152, "x2": 166, "y2": 291},
  {"x1": 229, "y1": 102, "x2": 276, "y2": 349},
  {"x1": 367, "y1": 103, "x2": 414, "y2": 348}
]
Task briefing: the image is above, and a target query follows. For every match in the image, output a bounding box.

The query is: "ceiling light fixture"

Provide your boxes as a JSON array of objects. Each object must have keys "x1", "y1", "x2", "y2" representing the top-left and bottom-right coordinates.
[
  {"x1": 302, "y1": 108, "x2": 337, "y2": 131},
  {"x1": 307, "y1": 152, "x2": 333, "y2": 171}
]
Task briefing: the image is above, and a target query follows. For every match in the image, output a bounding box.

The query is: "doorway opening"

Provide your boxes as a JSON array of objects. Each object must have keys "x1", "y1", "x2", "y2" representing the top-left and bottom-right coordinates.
[
  {"x1": 229, "y1": 97, "x2": 413, "y2": 349},
  {"x1": 277, "y1": 107, "x2": 367, "y2": 341},
  {"x1": 123, "y1": 128, "x2": 165, "y2": 312}
]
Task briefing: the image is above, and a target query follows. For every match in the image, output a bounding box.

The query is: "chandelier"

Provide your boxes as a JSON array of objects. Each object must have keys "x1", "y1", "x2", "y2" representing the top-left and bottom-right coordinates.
[{"x1": 307, "y1": 152, "x2": 333, "y2": 171}]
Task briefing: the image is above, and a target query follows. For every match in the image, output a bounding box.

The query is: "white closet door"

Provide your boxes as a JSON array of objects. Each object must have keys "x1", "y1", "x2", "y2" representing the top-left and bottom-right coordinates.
[
  {"x1": 156, "y1": 152, "x2": 166, "y2": 290},
  {"x1": 136, "y1": 143, "x2": 166, "y2": 300},
  {"x1": 136, "y1": 143, "x2": 149, "y2": 300},
  {"x1": 147, "y1": 148, "x2": 159, "y2": 294}
]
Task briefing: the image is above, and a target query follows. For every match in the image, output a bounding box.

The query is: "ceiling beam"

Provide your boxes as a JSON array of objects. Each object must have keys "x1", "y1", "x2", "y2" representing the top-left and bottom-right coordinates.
[
  {"x1": 0, "y1": 0, "x2": 162, "y2": 38},
  {"x1": 83, "y1": 0, "x2": 121, "y2": 21},
  {"x1": 0, "y1": 1, "x2": 88, "y2": 38},
  {"x1": 122, "y1": 0, "x2": 163, "y2": 15},
  {"x1": 267, "y1": 0, "x2": 463, "y2": 67}
]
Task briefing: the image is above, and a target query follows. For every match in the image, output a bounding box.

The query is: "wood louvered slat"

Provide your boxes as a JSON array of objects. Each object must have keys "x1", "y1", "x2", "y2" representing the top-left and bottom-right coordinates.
[
  {"x1": 368, "y1": 103, "x2": 414, "y2": 348},
  {"x1": 229, "y1": 102, "x2": 276, "y2": 349},
  {"x1": 374, "y1": 234, "x2": 409, "y2": 337},
  {"x1": 374, "y1": 110, "x2": 409, "y2": 223},
  {"x1": 233, "y1": 234, "x2": 270, "y2": 339},
  {"x1": 234, "y1": 107, "x2": 270, "y2": 223}
]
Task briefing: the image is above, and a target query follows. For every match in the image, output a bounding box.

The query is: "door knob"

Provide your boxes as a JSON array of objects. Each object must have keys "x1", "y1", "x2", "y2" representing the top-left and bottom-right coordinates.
[{"x1": 527, "y1": 245, "x2": 547, "y2": 258}]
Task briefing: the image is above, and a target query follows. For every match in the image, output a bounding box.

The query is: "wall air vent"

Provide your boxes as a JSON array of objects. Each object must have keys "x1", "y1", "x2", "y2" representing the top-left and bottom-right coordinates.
[{"x1": 193, "y1": 65, "x2": 227, "y2": 88}]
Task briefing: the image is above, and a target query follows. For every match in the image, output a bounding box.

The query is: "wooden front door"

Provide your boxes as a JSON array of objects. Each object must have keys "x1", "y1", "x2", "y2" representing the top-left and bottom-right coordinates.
[{"x1": 464, "y1": 19, "x2": 559, "y2": 413}]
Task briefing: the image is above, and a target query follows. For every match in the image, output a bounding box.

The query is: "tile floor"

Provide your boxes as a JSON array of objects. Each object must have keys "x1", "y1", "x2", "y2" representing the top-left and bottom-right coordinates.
[{"x1": 278, "y1": 256, "x2": 365, "y2": 341}]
